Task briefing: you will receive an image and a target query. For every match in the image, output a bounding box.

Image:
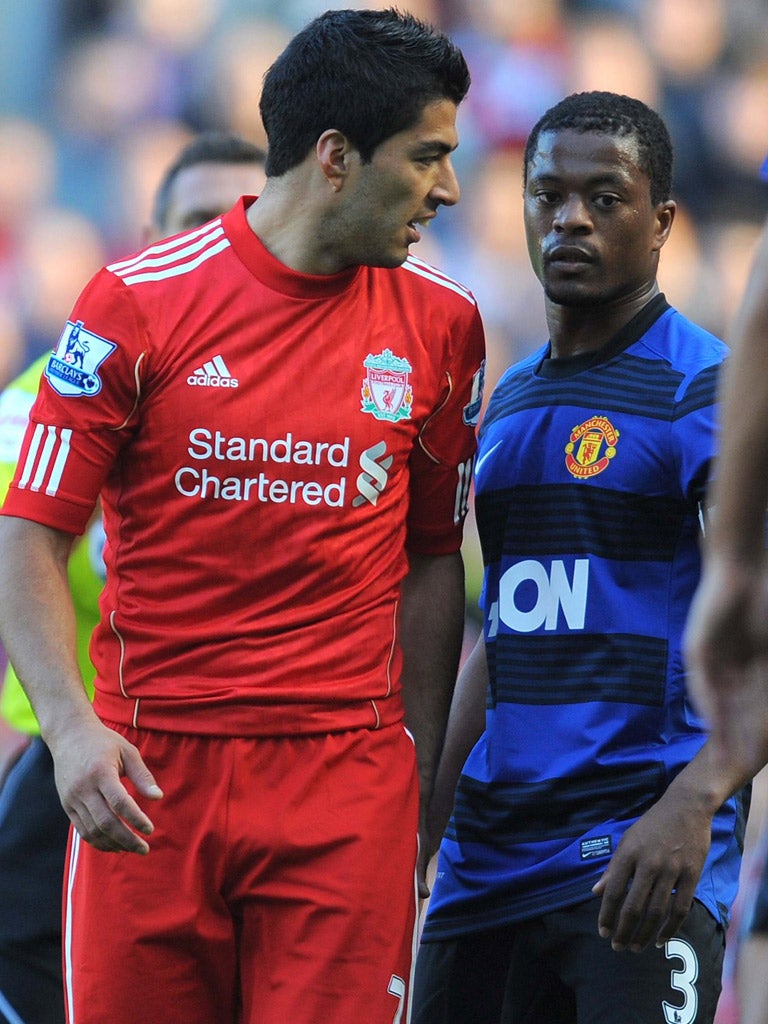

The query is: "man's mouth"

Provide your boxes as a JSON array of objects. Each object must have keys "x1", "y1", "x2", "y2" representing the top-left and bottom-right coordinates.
[
  {"x1": 407, "y1": 216, "x2": 433, "y2": 242},
  {"x1": 545, "y1": 245, "x2": 595, "y2": 268}
]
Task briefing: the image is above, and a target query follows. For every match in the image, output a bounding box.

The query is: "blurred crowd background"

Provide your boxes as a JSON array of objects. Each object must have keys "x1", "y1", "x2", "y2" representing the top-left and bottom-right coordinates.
[
  {"x1": 0, "y1": 0, "x2": 766, "y2": 398},
  {"x1": 0, "y1": 2, "x2": 766, "y2": 1017}
]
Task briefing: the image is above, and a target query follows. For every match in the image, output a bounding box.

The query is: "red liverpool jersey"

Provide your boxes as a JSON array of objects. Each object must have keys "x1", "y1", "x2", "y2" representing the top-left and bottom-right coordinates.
[{"x1": 3, "y1": 198, "x2": 486, "y2": 736}]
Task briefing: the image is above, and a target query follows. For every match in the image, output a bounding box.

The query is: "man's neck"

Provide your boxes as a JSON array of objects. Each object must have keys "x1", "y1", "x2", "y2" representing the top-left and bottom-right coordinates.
[
  {"x1": 246, "y1": 174, "x2": 346, "y2": 276},
  {"x1": 547, "y1": 283, "x2": 660, "y2": 360}
]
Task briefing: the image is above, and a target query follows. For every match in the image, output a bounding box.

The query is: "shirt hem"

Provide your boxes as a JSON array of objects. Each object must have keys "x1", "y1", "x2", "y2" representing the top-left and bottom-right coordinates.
[{"x1": 94, "y1": 688, "x2": 405, "y2": 737}]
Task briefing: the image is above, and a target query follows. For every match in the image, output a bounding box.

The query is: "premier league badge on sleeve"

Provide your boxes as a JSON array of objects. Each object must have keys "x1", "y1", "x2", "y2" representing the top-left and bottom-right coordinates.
[{"x1": 45, "y1": 320, "x2": 117, "y2": 397}]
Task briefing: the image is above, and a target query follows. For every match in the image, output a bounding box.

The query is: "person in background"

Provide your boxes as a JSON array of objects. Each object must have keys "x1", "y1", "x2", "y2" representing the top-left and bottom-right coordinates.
[
  {"x1": 684, "y1": 179, "x2": 768, "y2": 780},
  {"x1": 0, "y1": 129, "x2": 266, "y2": 1024},
  {"x1": 684, "y1": 157, "x2": 768, "y2": 1024},
  {"x1": 0, "y1": 9, "x2": 485, "y2": 1024},
  {"x1": 413, "y1": 90, "x2": 747, "y2": 1024}
]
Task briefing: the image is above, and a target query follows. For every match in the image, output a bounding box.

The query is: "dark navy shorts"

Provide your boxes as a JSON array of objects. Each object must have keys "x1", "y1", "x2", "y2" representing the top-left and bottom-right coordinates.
[
  {"x1": 413, "y1": 895, "x2": 725, "y2": 1024},
  {"x1": 0, "y1": 736, "x2": 69, "y2": 1024}
]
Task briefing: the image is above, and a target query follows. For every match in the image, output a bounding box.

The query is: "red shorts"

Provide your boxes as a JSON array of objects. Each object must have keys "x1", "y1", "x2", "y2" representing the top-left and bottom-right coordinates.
[{"x1": 63, "y1": 722, "x2": 419, "y2": 1024}]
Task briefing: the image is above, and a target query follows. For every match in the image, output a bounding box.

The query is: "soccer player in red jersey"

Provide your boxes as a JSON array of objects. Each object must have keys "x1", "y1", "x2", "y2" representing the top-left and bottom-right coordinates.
[
  {"x1": 0, "y1": 9, "x2": 485, "y2": 1024},
  {"x1": 0, "y1": 130, "x2": 267, "y2": 1024}
]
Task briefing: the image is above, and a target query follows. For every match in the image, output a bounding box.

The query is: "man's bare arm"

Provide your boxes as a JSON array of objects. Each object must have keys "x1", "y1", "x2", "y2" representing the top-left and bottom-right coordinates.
[
  {"x1": 685, "y1": 218, "x2": 768, "y2": 773},
  {"x1": 426, "y1": 631, "x2": 487, "y2": 861},
  {"x1": 400, "y1": 549, "x2": 465, "y2": 896},
  {"x1": 0, "y1": 515, "x2": 162, "y2": 853}
]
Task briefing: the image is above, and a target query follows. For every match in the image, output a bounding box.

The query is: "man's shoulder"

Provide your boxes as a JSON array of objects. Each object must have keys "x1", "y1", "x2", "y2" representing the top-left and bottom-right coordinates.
[
  {"x1": 392, "y1": 254, "x2": 478, "y2": 311},
  {"x1": 104, "y1": 218, "x2": 233, "y2": 296},
  {"x1": 488, "y1": 346, "x2": 546, "y2": 396},
  {"x1": 638, "y1": 304, "x2": 728, "y2": 372}
]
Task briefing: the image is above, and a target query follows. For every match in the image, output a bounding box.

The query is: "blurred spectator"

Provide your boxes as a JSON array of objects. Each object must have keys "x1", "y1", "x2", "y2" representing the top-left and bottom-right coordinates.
[
  {"x1": 443, "y1": 145, "x2": 546, "y2": 383},
  {"x1": 106, "y1": 119, "x2": 194, "y2": 247},
  {"x1": 566, "y1": 11, "x2": 660, "y2": 104},
  {"x1": 0, "y1": 305, "x2": 25, "y2": 394},
  {"x1": 13, "y1": 206, "x2": 106, "y2": 364},
  {"x1": 641, "y1": 0, "x2": 725, "y2": 81},
  {"x1": 190, "y1": 15, "x2": 290, "y2": 148},
  {"x1": 0, "y1": 118, "x2": 56, "y2": 237},
  {"x1": 638, "y1": 0, "x2": 726, "y2": 218},
  {"x1": 119, "y1": 0, "x2": 222, "y2": 53},
  {"x1": 703, "y1": 53, "x2": 768, "y2": 221},
  {"x1": 0, "y1": 4, "x2": 62, "y2": 119},
  {"x1": 0, "y1": 118, "x2": 57, "y2": 302},
  {"x1": 52, "y1": 31, "x2": 173, "y2": 223},
  {"x1": 654, "y1": 202, "x2": 708, "y2": 325},
  {"x1": 445, "y1": 0, "x2": 570, "y2": 161},
  {"x1": 705, "y1": 219, "x2": 766, "y2": 334}
]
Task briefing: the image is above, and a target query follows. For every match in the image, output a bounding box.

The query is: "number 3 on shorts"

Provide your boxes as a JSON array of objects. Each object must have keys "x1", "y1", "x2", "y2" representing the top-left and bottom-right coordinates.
[
  {"x1": 663, "y1": 938, "x2": 699, "y2": 1024},
  {"x1": 388, "y1": 974, "x2": 406, "y2": 1024}
]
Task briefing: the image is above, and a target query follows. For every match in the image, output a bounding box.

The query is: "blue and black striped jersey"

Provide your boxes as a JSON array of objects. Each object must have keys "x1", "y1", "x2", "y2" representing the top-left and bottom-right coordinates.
[{"x1": 422, "y1": 296, "x2": 747, "y2": 941}]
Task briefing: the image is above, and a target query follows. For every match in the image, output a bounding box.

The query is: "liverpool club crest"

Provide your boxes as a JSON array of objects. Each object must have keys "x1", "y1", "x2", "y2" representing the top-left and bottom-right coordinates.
[{"x1": 361, "y1": 349, "x2": 413, "y2": 422}]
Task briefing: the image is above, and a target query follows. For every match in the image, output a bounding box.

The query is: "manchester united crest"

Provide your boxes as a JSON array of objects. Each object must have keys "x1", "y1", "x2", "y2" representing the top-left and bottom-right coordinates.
[
  {"x1": 361, "y1": 348, "x2": 413, "y2": 422},
  {"x1": 565, "y1": 415, "x2": 619, "y2": 479}
]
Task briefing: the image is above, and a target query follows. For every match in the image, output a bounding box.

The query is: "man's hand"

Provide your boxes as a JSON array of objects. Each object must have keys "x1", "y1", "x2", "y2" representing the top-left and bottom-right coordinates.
[
  {"x1": 592, "y1": 787, "x2": 712, "y2": 952},
  {"x1": 49, "y1": 717, "x2": 163, "y2": 854}
]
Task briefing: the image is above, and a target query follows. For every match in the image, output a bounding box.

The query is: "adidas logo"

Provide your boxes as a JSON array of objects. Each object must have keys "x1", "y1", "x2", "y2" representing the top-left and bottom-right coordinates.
[{"x1": 187, "y1": 355, "x2": 239, "y2": 388}]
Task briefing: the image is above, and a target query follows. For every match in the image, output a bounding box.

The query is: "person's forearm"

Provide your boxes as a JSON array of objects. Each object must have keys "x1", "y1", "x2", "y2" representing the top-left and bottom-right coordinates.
[
  {"x1": 399, "y1": 550, "x2": 465, "y2": 815},
  {"x1": 708, "y1": 221, "x2": 768, "y2": 559},
  {"x1": 666, "y1": 736, "x2": 753, "y2": 817},
  {"x1": 426, "y1": 631, "x2": 487, "y2": 855},
  {"x1": 0, "y1": 516, "x2": 162, "y2": 854},
  {"x1": 0, "y1": 516, "x2": 94, "y2": 745}
]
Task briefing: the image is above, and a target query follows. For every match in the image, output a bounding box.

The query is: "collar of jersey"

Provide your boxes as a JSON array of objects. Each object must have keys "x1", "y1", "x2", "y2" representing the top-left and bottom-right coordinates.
[
  {"x1": 536, "y1": 293, "x2": 671, "y2": 379},
  {"x1": 222, "y1": 197, "x2": 363, "y2": 299}
]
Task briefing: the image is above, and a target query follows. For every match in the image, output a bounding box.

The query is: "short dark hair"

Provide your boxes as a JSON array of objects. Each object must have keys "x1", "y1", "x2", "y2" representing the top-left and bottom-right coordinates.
[
  {"x1": 260, "y1": 7, "x2": 470, "y2": 177},
  {"x1": 523, "y1": 91, "x2": 673, "y2": 206},
  {"x1": 152, "y1": 132, "x2": 267, "y2": 228}
]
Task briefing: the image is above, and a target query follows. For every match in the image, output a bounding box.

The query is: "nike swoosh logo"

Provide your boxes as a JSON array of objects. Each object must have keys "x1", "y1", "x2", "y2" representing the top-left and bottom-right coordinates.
[{"x1": 475, "y1": 440, "x2": 503, "y2": 474}]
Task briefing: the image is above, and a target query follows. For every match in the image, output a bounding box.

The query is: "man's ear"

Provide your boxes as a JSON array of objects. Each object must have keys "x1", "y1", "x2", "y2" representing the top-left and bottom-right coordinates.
[
  {"x1": 653, "y1": 199, "x2": 676, "y2": 252},
  {"x1": 316, "y1": 129, "x2": 351, "y2": 193}
]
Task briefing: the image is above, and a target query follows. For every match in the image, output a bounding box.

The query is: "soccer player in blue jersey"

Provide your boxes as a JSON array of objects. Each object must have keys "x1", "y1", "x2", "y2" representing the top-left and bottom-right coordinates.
[{"x1": 412, "y1": 91, "x2": 750, "y2": 1024}]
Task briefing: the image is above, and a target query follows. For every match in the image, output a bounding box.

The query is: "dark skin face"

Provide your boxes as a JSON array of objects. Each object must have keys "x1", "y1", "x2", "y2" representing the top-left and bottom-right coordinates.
[{"x1": 524, "y1": 128, "x2": 676, "y2": 358}]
